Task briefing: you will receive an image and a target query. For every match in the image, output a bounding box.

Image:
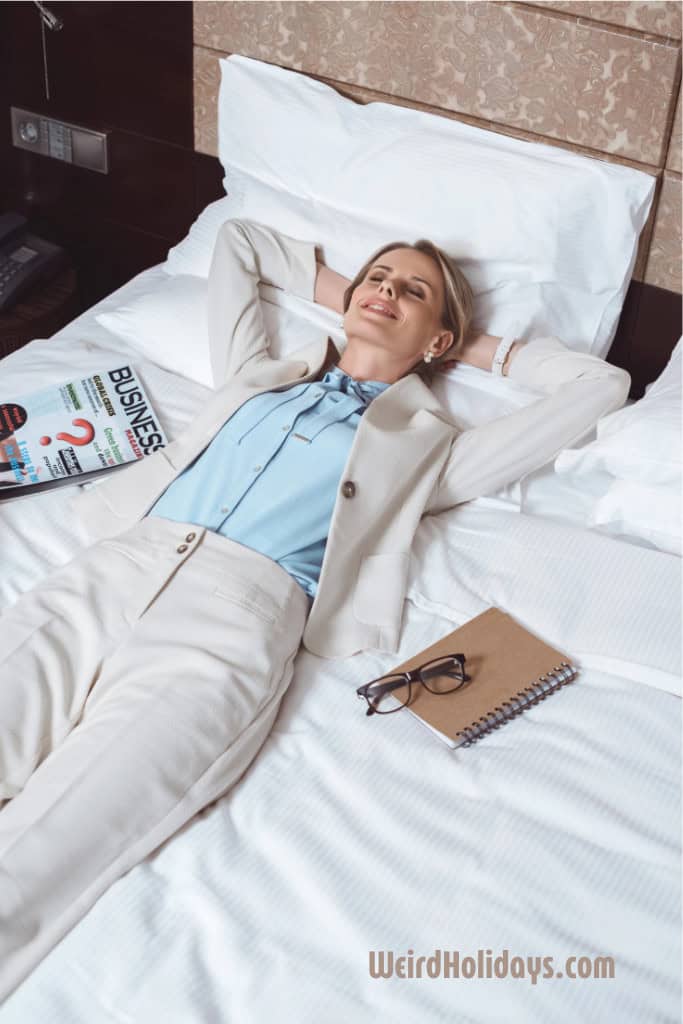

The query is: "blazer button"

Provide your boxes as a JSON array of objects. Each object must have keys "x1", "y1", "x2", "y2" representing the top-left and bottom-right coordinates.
[{"x1": 341, "y1": 480, "x2": 356, "y2": 498}]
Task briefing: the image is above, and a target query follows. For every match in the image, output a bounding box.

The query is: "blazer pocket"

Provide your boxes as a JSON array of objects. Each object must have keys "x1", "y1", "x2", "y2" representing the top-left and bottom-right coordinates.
[{"x1": 353, "y1": 552, "x2": 411, "y2": 628}]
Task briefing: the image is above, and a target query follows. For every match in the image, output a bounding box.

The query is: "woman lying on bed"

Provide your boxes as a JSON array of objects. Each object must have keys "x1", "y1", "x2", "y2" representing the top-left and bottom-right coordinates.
[{"x1": 0, "y1": 218, "x2": 631, "y2": 1003}]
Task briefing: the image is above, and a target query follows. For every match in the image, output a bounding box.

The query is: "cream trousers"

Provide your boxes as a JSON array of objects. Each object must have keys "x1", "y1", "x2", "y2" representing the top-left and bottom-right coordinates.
[{"x1": 0, "y1": 515, "x2": 309, "y2": 1004}]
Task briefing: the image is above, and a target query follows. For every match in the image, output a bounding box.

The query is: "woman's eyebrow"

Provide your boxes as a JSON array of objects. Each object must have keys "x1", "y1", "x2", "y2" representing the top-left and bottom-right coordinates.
[{"x1": 371, "y1": 264, "x2": 434, "y2": 293}]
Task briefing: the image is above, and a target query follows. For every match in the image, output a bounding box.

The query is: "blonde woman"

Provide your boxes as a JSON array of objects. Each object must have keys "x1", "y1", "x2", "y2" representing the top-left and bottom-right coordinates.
[{"x1": 0, "y1": 219, "x2": 630, "y2": 1000}]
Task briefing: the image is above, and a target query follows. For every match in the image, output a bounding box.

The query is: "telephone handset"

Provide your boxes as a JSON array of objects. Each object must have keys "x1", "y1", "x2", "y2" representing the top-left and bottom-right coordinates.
[{"x1": 0, "y1": 213, "x2": 68, "y2": 313}]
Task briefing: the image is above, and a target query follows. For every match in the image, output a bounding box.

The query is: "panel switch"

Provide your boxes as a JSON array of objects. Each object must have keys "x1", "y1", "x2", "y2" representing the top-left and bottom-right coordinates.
[{"x1": 11, "y1": 106, "x2": 108, "y2": 174}]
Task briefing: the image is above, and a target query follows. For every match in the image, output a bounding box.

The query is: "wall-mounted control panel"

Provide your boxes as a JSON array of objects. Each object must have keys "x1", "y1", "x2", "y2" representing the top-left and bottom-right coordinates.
[{"x1": 11, "y1": 106, "x2": 109, "y2": 174}]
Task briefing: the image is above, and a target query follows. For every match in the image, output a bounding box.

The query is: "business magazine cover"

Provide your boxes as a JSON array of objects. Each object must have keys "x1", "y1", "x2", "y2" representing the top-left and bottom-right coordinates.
[{"x1": 0, "y1": 365, "x2": 167, "y2": 499}]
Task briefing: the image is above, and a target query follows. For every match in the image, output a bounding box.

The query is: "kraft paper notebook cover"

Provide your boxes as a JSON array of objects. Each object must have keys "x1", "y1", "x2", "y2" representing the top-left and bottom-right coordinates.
[{"x1": 387, "y1": 607, "x2": 578, "y2": 749}]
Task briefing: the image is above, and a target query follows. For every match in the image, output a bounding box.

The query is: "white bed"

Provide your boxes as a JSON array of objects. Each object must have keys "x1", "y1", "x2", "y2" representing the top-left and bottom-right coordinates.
[
  {"x1": 0, "y1": 256, "x2": 680, "y2": 1023},
  {"x1": 2, "y1": 50, "x2": 682, "y2": 1023}
]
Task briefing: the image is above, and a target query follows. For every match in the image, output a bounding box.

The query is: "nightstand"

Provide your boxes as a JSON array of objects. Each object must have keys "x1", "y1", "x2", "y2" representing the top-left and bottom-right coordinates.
[{"x1": 0, "y1": 263, "x2": 79, "y2": 359}]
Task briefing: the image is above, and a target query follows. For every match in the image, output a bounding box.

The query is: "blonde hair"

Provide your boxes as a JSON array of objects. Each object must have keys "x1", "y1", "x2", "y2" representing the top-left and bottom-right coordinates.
[{"x1": 342, "y1": 239, "x2": 477, "y2": 385}]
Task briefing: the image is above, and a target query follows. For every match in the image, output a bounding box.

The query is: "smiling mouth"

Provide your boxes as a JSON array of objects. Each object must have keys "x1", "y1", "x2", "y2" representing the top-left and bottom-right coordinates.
[{"x1": 362, "y1": 306, "x2": 397, "y2": 320}]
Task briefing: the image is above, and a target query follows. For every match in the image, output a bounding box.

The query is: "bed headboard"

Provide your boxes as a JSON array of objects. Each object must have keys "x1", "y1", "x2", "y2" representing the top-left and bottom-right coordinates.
[{"x1": 191, "y1": 1, "x2": 682, "y2": 400}]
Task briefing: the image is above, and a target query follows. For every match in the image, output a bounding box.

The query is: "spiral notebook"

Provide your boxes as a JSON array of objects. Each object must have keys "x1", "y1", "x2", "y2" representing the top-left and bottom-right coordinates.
[{"x1": 388, "y1": 607, "x2": 578, "y2": 748}]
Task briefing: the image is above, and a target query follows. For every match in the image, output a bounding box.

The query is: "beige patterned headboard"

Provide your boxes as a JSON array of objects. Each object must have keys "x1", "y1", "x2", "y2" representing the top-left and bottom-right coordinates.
[{"x1": 192, "y1": 1, "x2": 682, "y2": 297}]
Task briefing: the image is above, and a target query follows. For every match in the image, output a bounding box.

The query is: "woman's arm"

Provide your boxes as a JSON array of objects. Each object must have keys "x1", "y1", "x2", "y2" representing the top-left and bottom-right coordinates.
[
  {"x1": 429, "y1": 335, "x2": 631, "y2": 514},
  {"x1": 208, "y1": 219, "x2": 318, "y2": 387},
  {"x1": 314, "y1": 253, "x2": 351, "y2": 315},
  {"x1": 441, "y1": 332, "x2": 523, "y2": 376}
]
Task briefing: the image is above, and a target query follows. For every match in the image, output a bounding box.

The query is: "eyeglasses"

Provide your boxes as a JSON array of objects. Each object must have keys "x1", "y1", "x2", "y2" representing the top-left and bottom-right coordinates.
[{"x1": 356, "y1": 653, "x2": 471, "y2": 716}]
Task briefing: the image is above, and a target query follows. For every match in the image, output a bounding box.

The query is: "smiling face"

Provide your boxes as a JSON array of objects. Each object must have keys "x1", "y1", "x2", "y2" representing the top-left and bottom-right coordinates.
[{"x1": 341, "y1": 247, "x2": 454, "y2": 383}]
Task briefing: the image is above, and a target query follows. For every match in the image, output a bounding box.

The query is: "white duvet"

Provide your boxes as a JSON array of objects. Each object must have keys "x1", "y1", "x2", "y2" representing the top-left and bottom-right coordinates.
[{"x1": 0, "y1": 266, "x2": 680, "y2": 1023}]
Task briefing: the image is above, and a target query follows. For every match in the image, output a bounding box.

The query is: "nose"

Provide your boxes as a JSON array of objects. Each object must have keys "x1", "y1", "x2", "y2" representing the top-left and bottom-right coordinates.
[{"x1": 378, "y1": 279, "x2": 395, "y2": 298}]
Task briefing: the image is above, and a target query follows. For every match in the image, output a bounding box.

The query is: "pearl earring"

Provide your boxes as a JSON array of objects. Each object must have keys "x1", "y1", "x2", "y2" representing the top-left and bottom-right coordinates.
[{"x1": 423, "y1": 351, "x2": 434, "y2": 363}]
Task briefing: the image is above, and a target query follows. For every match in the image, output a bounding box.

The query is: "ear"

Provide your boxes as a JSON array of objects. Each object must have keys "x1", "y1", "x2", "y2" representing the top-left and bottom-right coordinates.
[{"x1": 431, "y1": 329, "x2": 454, "y2": 358}]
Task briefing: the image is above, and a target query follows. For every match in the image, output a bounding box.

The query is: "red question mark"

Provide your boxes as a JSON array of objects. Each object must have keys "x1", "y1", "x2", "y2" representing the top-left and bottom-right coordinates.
[{"x1": 40, "y1": 418, "x2": 96, "y2": 447}]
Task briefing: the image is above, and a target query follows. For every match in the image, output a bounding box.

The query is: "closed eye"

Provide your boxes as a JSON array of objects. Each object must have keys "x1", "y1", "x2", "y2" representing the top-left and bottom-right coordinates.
[{"x1": 368, "y1": 274, "x2": 424, "y2": 298}]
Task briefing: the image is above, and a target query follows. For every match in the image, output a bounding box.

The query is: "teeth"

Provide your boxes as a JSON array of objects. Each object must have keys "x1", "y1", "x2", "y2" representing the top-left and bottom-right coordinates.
[{"x1": 366, "y1": 304, "x2": 393, "y2": 316}]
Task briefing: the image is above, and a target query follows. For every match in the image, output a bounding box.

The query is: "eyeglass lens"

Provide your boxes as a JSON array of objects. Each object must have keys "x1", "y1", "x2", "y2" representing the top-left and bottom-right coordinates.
[
  {"x1": 365, "y1": 675, "x2": 412, "y2": 714},
  {"x1": 365, "y1": 656, "x2": 466, "y2": 714},
  {"x1": 419, "y1": 655, "x2": 467, "y2": 694}
]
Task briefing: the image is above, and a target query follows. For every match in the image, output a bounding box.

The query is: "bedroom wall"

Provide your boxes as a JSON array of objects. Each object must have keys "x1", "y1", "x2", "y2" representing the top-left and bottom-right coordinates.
[{"x1": 192, "y1": 0, "x2": 682, "y2": 301}]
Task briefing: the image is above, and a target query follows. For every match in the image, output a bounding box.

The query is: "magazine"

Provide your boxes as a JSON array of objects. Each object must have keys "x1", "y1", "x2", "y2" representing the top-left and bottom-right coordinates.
[{"x1": 0, "y1": 364, "x2": 168, "y2": 500}]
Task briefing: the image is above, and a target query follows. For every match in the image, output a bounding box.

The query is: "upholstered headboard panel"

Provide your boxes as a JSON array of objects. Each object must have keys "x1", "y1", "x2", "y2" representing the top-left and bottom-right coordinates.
[{"x1": 190, "y1": 1, "x2": 681, "y2": 395}]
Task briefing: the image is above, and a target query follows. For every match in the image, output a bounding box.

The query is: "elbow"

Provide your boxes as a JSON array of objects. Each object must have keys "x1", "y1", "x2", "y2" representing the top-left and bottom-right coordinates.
[
  {"x1": 216, "y1": 218, "x2": 258, "y2": 250},
  {"x1": 217, "y1": 217, "x2": 243, "y2": 240},
  {"x1": 212, "y1": 218, "x2": 248, "y2": 266},
  {"x1": 605, "y1": 366, "x2": 632, "y2": 410},
  {"x1": 578, "y1": 360, "x2": 631, "y2": 412}
]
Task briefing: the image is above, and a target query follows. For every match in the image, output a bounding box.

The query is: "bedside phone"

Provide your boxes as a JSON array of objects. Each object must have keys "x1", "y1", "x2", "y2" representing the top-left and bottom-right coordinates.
[{"x1": 0, "y1": 212, "x2": 68, "y2": 313}]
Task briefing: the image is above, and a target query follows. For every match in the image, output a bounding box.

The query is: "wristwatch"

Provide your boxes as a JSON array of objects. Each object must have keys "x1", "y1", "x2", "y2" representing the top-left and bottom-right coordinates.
[{"x1": 492, "y1": 331, "x2": 518, "y2": 377}]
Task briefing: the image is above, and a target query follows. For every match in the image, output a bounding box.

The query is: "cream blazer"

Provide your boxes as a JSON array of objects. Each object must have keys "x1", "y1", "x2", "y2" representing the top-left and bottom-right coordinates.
[{"x1": 70, "y1": 220, "x2": 631, "y2": 660}]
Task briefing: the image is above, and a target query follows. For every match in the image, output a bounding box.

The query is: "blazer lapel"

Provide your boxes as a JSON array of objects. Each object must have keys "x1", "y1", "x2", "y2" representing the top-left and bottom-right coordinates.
[
  {"x1": 165, "y1": 335, "x2": 339, "y2": 472},
  {"x1": 305, "y1": 370, "x2": 454, "y2": 633}
]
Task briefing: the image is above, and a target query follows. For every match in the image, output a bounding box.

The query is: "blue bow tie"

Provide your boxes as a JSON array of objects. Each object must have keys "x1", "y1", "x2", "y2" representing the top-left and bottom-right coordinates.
[{"x1": 323, "y1": 366, "x2": 388, "y2": 407}]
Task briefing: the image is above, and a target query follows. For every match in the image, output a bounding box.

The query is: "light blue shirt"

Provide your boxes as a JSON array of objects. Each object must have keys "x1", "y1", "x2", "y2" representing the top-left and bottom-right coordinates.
[{"x1": 148, "y1": 365, "x2": 391, "y2": 601}]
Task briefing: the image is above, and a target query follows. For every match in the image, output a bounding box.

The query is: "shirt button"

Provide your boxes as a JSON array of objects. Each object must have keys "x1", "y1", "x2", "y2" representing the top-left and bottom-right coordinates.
[
  {"x1": 253, "y1": 465, "x2": 262, "y2": 472},
  {"x1": 221, "y1": 506, "x2": 230, "y2": 514},
  {"x1": 282, "y1": 424, "x2": 290, "y2": 431},
  {"x1": 341, "y1": 480, "x2": 356, "y2": 498},
  {"x1": 176, "y1": 544, "x2": 188, "y2": 554},
  {"x1": 185, "y1": 532, "x2": 196, "y2": 542}
]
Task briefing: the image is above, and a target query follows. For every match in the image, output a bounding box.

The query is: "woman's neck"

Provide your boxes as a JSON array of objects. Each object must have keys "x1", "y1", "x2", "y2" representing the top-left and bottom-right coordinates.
[{"x1": 335, "y1": 350, "x2": 410, "y2": 385}]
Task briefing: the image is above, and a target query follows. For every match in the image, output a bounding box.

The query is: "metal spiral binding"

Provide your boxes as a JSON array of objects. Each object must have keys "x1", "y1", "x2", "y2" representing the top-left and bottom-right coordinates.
[{"x1": 456, "y1": 661, "x2": 577, "y2": 747}]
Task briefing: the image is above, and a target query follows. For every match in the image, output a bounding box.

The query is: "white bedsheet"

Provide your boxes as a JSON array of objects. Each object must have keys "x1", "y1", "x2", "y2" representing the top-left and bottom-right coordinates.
[
  {"x1": 0, "y1": 266, "x2": 680, "y2": 1022},
  {"x1": 0, "y1": 266, "x2": 210, "y2": 605}
]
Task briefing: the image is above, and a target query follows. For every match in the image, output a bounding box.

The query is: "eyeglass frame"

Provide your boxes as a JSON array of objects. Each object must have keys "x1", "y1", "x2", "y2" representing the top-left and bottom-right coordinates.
[{"x1": 356, "y1": 652, "x2": 471, "y2": 716}]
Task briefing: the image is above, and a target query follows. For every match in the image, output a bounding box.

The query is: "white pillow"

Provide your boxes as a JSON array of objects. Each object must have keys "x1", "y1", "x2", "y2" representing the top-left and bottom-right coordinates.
[
  {"x1": 95, "y1": 275, "x2": 215, "y2": 388},
  {"x1": 94, "y1": 274, "x2": 339, "y2": 388},
  {"x1": 166, "y1": 54, "x2": 655, "y2": 359},
  {"x1": 555, "y1": 338, "x2": 681, "y2": 486},
  {"x1": 165, "y1": 199, "x2": 235, "y2": 278},
  {"x1": 554, "y1": 338, "x2": 681, "y2": 555},
  {"x1": 588, "y1": 478, "x2": 681, "y2": 556}
]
